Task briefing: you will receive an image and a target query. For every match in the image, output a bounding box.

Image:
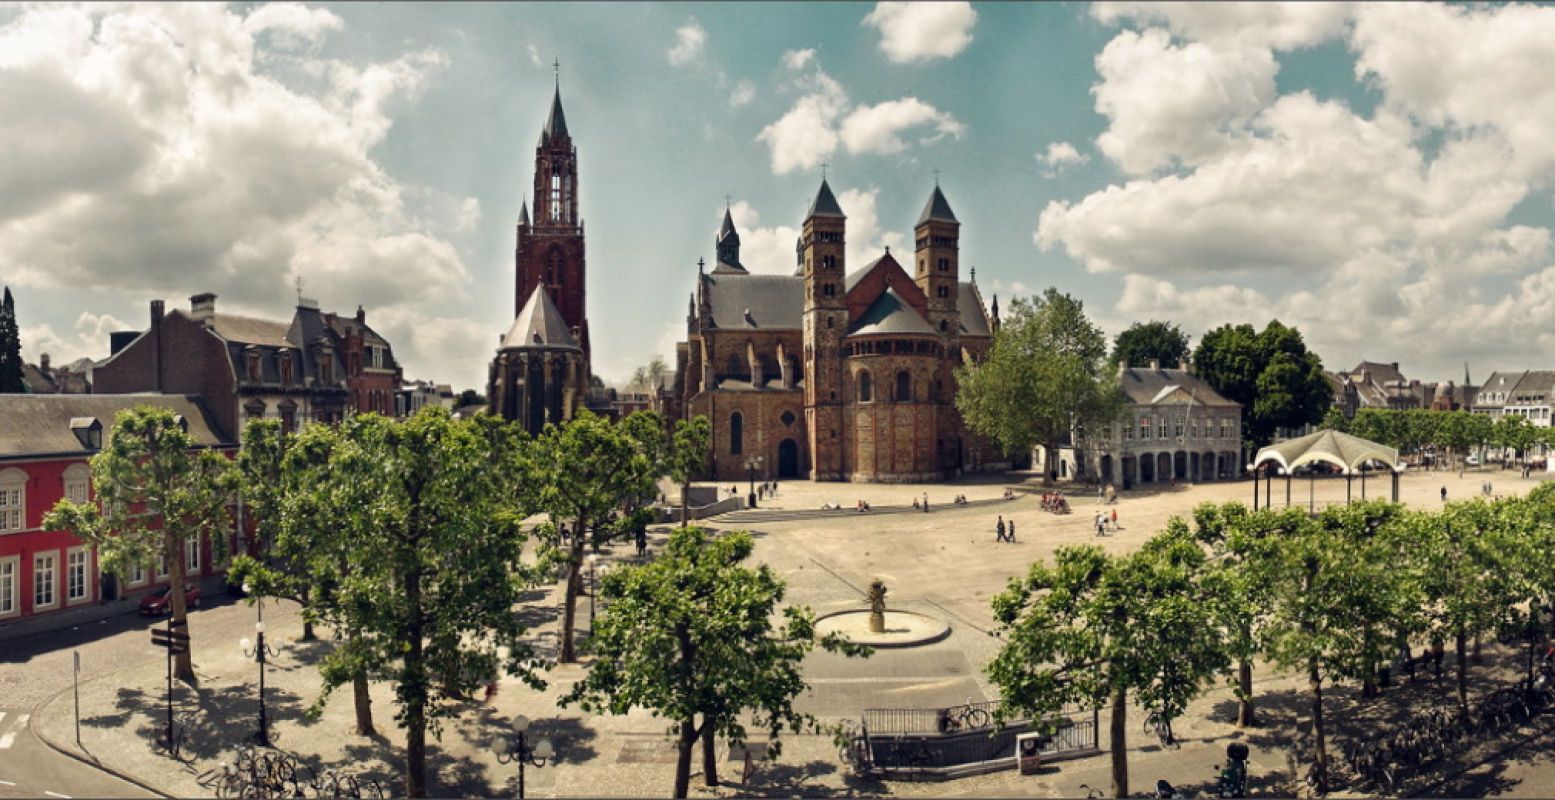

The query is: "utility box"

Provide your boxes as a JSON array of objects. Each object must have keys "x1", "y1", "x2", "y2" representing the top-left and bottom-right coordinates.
[{"x1": 1017, "y1": 733, "x2": 1045, "y2": 774}]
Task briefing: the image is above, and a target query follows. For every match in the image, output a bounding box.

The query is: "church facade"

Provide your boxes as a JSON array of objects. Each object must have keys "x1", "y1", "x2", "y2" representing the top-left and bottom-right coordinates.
[
  {"x1": 664, "y1": 180, "x2": 1009, "y2": 482},
  {"x1": 487, "y1": 83, "x2": 590, "y2": 433}
]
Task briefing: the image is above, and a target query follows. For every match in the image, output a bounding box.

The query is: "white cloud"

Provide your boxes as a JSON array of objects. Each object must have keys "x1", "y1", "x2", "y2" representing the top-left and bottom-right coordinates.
[
  {"x1": 758, "y1": 53, "x2": 964, "y2": 174},
  {"x1": 666, "y1": 18, "x2": 706, "y2": 66},
  {"x1": 862, "y1": 2, "x2": 977, "y2": 64},
  {"x1": 0, "y1": 4, "x2": 480, "y2": 384},
  {"x1": 20, "y1": 311, "x2": 132, "y2": 366},
  {"x1": 527, "y1": 44, "x2": 543, "y2": 67},
  {"x1": 729, "y1": 78, "x2": 754, "y2": 107},
  {"x1": 782, "y1": 48, "x2": 815, "y2": 70},
  {"x1": 1053, "y1": 2, "x2": 1555, "y2": 377},
  {"x1": 840, "y1": 97, "x2": 964, "y2": 155},
  {"x1": 1037, "y1": 141, "x2": 1089, "y2": 174}
]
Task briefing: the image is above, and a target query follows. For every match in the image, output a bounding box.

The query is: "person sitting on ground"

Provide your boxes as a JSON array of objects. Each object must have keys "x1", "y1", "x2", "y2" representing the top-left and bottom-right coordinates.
[{"x1": 912, "y1": 496, "x2": 921, "y2": 510}]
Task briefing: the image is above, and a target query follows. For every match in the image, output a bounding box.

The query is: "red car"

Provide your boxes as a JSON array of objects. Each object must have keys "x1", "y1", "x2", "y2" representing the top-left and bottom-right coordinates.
[{"x1": 139, "y1": 584, "x2": 202, "y2": 616}]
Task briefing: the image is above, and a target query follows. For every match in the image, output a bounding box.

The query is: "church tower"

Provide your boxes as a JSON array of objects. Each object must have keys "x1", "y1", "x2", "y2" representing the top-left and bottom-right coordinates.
[
  {"x1": 916, "y1": 184, "x2": 963, "y2": 469},
  {"x1": 515, "y1": 76, "x2": 589, "y2": 359},
  {"x1": 802, "y1": 179, "x2": 847, "y2": 480}
]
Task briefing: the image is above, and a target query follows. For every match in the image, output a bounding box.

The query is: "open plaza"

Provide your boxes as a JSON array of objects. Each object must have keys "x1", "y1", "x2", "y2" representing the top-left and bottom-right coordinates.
[{"x1": 5, "y1": 467, "x2": 1553, "y2": 799}]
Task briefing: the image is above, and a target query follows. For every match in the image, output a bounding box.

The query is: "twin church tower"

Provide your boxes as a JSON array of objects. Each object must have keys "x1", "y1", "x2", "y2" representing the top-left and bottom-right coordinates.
[{"x1": 488, "y1": 77, "x2": 1005, "y2": 483}]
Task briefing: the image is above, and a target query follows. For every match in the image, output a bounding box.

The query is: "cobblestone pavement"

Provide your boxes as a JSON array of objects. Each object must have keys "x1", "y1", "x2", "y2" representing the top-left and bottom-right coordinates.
[{"x1": 12, "y1": 468, "x2": 1555, "y2": 797}]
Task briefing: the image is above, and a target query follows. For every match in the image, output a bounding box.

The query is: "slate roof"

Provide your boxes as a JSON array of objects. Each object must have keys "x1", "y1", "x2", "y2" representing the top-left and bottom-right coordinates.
[
  {"x1": 807, "y1": 179, "x2": 845, "y2": 219},
  {"x1": 206, "y1": 313, "x2": 293, "y2": 348},
  {"x1": 916, "y1": 186, "x2": 959, "y2": 225},
  {"x1": 849, "y1": 287, "x2": 935, "y2": 337},
  {"x1": 1350, "y1": 361, "x2": 1406, "y2": 385},
  {"x1": 502, "y1": 286, "x2": 581, "y2": 350},
  {"x1": 703, "y1": 273, "x2": 805, "y2": 330},
  {"x1": 0, "y1": 394, "x2": 230, "y2": 459},
  {"x1": 542, "y1": 86, "x2": 568, "y2": 144},
  {"x1": 21, "y1": 363, "x2": 57, "y2": 393},
  {"x1": 718, "y1": 207, "x2": 738, "y2": 242},
  {"x1": 1118, "y1": 366, "x2": 1239, "y2": 408},
  {"x1": 1475, "y1": 371, "x2": 1526, "y2": 408},
  {"x1": 958, "y1": 282, "x2": 992, "y2": 337},
  {"x1": 1507, "y1": 370, "x2": 1555, "y2": 404},
  {"x1": 519, "y1": 201, "x2": 530, "y2": 226}
]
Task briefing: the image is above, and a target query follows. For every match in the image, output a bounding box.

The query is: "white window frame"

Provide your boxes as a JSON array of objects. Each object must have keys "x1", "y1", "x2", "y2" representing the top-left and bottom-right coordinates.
[
  {"x1": 185, "y1": 536, "x2": 201, "y2": 575},
  {"x1": 0, "y1": 556, "x2": 18, "y2": 618},
  {"x1": 63, "y1": 463, "x2": 91, "y2": 505},
  {"x1": 156, "y1": 551, "x2": 169, "y2": 581},
  {"x1": 0, "y1": 467, "x2": 26, "y2": 533},
  {"x1": 128, "y1": 560, "x2": 148, "y2": 588},
  {"x1": 66, "y1": 546, "x2": 90, "y2": 605},
  {"x1": 34, "y1": 551, "x2": 58, "y2": 611}
]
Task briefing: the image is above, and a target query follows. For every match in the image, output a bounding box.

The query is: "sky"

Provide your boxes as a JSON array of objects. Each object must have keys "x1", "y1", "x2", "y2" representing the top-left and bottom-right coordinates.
[{"x1": 3, "y1": 2, "x2": 1555, "y2": 391}]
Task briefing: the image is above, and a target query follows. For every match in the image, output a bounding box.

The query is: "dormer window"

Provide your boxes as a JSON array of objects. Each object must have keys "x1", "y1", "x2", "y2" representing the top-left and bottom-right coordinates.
[
  {"x1": 69, "y1": 417, "x2": 102, "y2": 450},
  {"x1": 246, "y1": 348, "x2": 261, "y2": 382},
  {"x1": 320, "y1": 352, "x2": 334, "y2": 384},
  {"x1": 279, "y1": 352, "x2": 293, "y2": 385}
]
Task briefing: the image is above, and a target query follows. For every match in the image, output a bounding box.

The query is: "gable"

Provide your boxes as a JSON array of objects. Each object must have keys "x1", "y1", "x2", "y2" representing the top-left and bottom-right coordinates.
[{"x1": 843, "y1": 253, "x2": 928, "y2": 326}]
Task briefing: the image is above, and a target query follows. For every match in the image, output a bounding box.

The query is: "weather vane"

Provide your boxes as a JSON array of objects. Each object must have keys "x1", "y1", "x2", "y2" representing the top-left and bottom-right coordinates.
[
  {"x1": 820, "y1": 162, "x2": 829, "y2": 181},
  {"x1": 553, "y1": 57, "x2": 560, "y2": 86},
  {"x1": 933, "y1": 168, "x2": 941, "y2": 186}
]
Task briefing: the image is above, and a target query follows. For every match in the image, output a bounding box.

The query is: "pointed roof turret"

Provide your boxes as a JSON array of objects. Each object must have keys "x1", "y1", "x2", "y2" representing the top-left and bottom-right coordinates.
[
  {"x1": 807, "y1": 179, "x2": 845, "y2": 219},
  {"x1": 718, "y1": 205, "x2": 739, "y2": 243},
  {"x1": 518, "y1": 201, "x2": 530, "y2": 226},
  {"x1": 916, "y1": 185, "x2": 958, "y2": 226},
  {"x1": 501, "y1": 286, "x2": 580, "y2": 351},
  {"x1": 540, "y1": 84, "x2": 569, "y2": 147}
]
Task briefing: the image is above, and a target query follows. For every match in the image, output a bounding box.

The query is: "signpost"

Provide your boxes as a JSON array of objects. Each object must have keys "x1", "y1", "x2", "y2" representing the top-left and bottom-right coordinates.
[{"x1": 151, "y1": 619, "x2": 189, "y2": 756}]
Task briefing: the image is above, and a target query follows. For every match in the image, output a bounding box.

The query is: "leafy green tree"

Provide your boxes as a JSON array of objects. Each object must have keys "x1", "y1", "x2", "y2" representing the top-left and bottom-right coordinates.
[
  {"x1": 667, "y1": 415, "x2": 712, "y2": 527},
  {"x1": 0, "y1": 287, "x2": 24, "y2": 393},
  {"x1": 956, "y1": 289, "x2": 1120, "y2": 482},
  {"x1": 534, "y1": 409, "x2": 667, "y2": 662},
  {"x1": 629, "y1": 355, "x2": 670, "y2": 393},
  {"x1": 1465, "y1": 412, "x2": 1494, "y2": 469},
  {"x1": 1320, "y1": 406, "x2": 1349, "y2": 433},
  {"x1": 1493, "y1": 415, "x2": 1538, "y2": 466},
  {"x1": 262, "y1": 410, "x2": 542, "y2": 796},
  {"x1": 1111, "y1": 320, "x2": 1190, "y2": 370},
  {"x1": 456, "y1": 389, "x2": 485, "y2": 407},
  {"x1": 988, "y1": 533, "x2": 1226, "y2": 798},
  {"x1": 45, "y1": 406, "x2": 236, "y2": 683},
  {"x1": 1194, "y1": 321, "x2": 1330, "y2": 449},
  {"x1": 1416, "y1": 501, "x2": 1519, "y2": 717},
  {"x1": 562, "y1": 527, "x2": 867, "y2": 798},
  {"x1": 229, "y1": 420, "x2": 318, "y2": 641}
]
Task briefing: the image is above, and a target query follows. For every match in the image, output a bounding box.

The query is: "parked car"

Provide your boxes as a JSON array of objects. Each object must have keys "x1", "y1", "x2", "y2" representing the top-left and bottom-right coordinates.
[
  {"x1": 139, "y1": 584, "x2": 202, "y2": 616},
  {"x1": 1466, "y1": 455, "x2": 1480, "y2": 466}
]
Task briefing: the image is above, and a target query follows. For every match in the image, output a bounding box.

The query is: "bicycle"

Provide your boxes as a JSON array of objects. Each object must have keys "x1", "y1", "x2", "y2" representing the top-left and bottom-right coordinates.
[
  {"x1": 836, "y1": 722, "x2": 873, "y2": 776},
  {"x1": 1079, "y1": 783, "x2": 1106, "y2": 799},
  {"x1": 196, "y1": 762, "x2": 244, "y2": 799},
  {"x1": 938, "y1": 702, "x2": 992, "y2": 733},
  {"x1": 1143, "y1": 713, "x2": 1178, "y2": 748}
]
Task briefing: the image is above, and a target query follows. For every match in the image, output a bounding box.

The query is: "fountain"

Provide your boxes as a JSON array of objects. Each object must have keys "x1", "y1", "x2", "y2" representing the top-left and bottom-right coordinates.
[{"x1": 814, "y1": 578, "x2": 951, "y2": 648}]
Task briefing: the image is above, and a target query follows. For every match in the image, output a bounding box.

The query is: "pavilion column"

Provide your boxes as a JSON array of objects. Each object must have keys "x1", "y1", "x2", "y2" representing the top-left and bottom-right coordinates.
[
  {"x1": 1265, "y1": 467, "x2": 1272, "y2": 508},
  {"x1": 1253, "y1": 467, "x2": 1260, "y2": 511},
  {"x1": 1310, "y1": 471, "x2": 1316, "y2": 514},
  {"x1": 1361, "y1": 469, "x2": 1367, "y2": 500},
  {"x1": 1346, "y1": 474, "x2": 1353, "y2": 504},
  {"x1": 1286, "y1": 471, "x2": 1292, "y2": 508},
  {"x1": 1392, "y1": 470, "x2": 1400, "y2": 503}
]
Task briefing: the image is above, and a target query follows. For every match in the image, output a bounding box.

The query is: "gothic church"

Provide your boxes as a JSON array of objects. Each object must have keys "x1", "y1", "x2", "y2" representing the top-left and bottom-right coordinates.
[{"x1": 664, "y1": 181, "x2": 1009, "y2": 482}]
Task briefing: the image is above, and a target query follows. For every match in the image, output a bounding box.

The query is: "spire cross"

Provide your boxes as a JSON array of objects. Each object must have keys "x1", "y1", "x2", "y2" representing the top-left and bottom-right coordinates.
[
  {"x1": 933, "y1": 168, "x2": 941, "y2": 186},
  {"x1": 725, "y1": 194, "x2": 732, "y2": 209},
  {"x1": 294, "y1": 275, "x2": 304, "y2": 304},
  {"x1": 970, "y1": 266, "x2": 976, "y2": 283},
  {"x1": 553, "y1": 57, "x2": 560, "y2": 87},
  {"x1": 820, "y1": 162, "x2": 829, "y2": 180},
  {"x1": 697, "y1": 257, "x2": 706, "y2": 273}
]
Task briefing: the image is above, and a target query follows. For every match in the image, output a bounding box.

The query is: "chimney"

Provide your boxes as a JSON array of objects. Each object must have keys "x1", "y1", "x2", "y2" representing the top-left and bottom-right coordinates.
[
  {"x1": 1148, "y1": 359, "x2": 1160, "y2": 371},
  {"x1": 149, "y1": 299, "x2": 164, "y2": 392},
  {"x1": 39, "y1": 353, "x2": 50, "y2": 375},
  {"x1": 1391, "y1": 362, "x2": 1399, "y2": 373},
  {"x1": 189, "y1": 292, "x2": 217, "y2": 323},
  {"x1": 355, "y1": 305, "x2": 366, "y2": 324}
]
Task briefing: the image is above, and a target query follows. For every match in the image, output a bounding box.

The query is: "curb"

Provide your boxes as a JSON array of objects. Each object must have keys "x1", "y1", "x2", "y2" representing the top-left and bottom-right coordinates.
[{"x1": 30, "y1": 666, "x2": 177, "y2": 799}]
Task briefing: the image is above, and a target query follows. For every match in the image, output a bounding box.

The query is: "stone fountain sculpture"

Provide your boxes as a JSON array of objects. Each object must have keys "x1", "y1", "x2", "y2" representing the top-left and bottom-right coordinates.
[{"x1": 867, "y1": 579, "x2": 887, "y2": 633}]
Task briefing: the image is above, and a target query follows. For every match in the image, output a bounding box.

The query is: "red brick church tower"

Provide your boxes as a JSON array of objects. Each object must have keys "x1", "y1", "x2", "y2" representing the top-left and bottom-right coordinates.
[{"x1": 514, "y1": 76, "x2": 589, "y2": 359}]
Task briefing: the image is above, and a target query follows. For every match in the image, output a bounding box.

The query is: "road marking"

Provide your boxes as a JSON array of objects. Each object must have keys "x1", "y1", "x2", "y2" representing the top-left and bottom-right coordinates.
[
  {"x1": 0, "y1": 714, "x2": 28, "y2": 749},
  {"x1": 0, "y1": 712, "x2": 6, "y2": 726},
  {"x1": 0, "y1": 779, "x2": 16, "y2": 786},
  {"x1": 45, "y1": 791, "x2": 72, "y2": 798}
]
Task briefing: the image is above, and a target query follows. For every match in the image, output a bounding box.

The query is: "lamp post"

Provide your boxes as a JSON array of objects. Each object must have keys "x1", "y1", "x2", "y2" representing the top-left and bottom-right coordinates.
[
  {"x1": 239, "y1": 583, "x2": 279, "y2": 747},
  {"x1": 493, "y1": 714, "x2": 554, "y2": 799},
  {"x1": 745, "y1": 456, "x2": 764, "y2": 508},
  {"x1": 585, "y1": 554, "x2": 599, "y2": 630}
]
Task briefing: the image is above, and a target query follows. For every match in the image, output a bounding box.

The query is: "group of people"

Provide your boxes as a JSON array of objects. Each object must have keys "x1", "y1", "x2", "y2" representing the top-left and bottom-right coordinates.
[
  {"x1": 910, "y1": 493, "x2": 931, "y2": 512},
  {"x1": 952, "y1": 494, "x2": 970, "y2": 505},
  {"x1": 855, "y1": 499, "x2": 872, "y2": 512},
  {"x1": 1040, "y1": 492, "x2": 1070, "y2": 514},
  {"x1": 995, "y1": 515, "x2": 1017, "y2": 543},
  {"x1": 1094, "y1": 509, "x2": 1118, "y2": 536}
]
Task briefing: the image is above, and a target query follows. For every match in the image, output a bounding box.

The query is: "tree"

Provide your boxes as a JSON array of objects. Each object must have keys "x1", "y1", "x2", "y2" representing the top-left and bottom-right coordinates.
[
  {"x1": 1194, "y1": 321, "x2": 1330, "y2": 450},
  {"x1": 0, "y1": 287, "x2": 24, "y2": 393},
  {"x1": 628, "y1": 356, "x2": 670, "y2": 393},
  {"x1": 456, "y1": 389, "x2": 485, "y2": 407},
  {"x1": 956, "y1": 289, "x2": 1120, "y2": 482},
  {"x1": 1320, "y1": 406, "x2": 1349, "y2": 433},
  {"x1": 45, "y1": 406, "x2": 236, "y2": 683},
  {"x1": 988, "y1": 533, "x2": 1226, "y2": 798},
  {"x1": 667, "y1": 415, "x2": 712, "y2": 527},
  {"x1": 1111, "y1": 320, "x2": 1189, "y2": 370},
  {"x1": 1416, "y1": 501, "x2": 1518, "y2": 718},
  {"x1": 561, "y1": 527, "x2": 867, "y2": 798},
  {"x1": 259, "y1": 409, "x2": 543, "y2": 796},
  {"x1": 533, "y1": 409, "x2": 667, "y2": 662}
]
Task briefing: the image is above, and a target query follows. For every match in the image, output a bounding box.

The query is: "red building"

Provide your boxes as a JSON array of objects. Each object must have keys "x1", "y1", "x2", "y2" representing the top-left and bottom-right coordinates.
[
  {"x1": 324, "y1": 306, "x2": 403, "y2": 417},
  {"x1": 0, "y1": 394, "x2": 236, "y2": 628}
]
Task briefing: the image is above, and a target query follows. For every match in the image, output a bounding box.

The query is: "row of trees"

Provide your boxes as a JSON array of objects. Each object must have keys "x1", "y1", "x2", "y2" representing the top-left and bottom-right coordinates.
[
  {"x1": 1325, "y1": 407, "x2": 1551, "y2": 468},
  {"x1": 955, "y1": 292, "x2": 1333, "y2": 482},
  {"x1": 48, "y1": 404, "x2": 857, "y2": 798},
  {"x1": 990, "y1": 492, "x2": 1555, "y2": 797}
]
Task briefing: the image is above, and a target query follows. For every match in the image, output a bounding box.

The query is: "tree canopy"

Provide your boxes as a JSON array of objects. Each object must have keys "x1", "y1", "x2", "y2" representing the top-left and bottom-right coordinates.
[
  {"x1": 1194, "y1": 320, "x2": 1330, "y2": 449},
  {"x1": 956, "y1": 288, "x2": 1120, "y2": 481},
  {"x1": 1111, "y1": 320, "x2": 1190, "y2": 370}
]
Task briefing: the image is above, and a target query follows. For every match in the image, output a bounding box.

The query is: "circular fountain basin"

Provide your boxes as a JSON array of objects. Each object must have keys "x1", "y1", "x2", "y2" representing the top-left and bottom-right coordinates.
[{"x1": 814, "y1": 609, "x2": 951, "y2": 648}]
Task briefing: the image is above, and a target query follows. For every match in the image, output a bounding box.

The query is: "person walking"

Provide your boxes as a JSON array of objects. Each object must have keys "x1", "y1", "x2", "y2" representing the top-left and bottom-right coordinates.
[
  {"x1": 1441, "y1": 485, "x2": 1447, "y2": 502},
  {"x1": 996, "y1": 516, "x2": 1007, "y2": 542},
  {"x1": 1111, "y1": 509, "x2": 1118, "y2": 529},
  {"x1": 1007, "y1": 519, "x2": 1016, "y2": 543},
  {"x1": 923, "y1": 492, "x2": 930, "y2": 513}
]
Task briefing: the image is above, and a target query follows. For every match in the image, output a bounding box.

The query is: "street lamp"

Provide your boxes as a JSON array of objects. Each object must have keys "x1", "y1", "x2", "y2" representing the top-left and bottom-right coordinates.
[
  {"x1": 585, "y1": 554, "x2": 599, "y2": 629},
  {"x1": 745, "y1": 455, "x2": 765, "y2": 508},
  {"x1": 493, "y1": 714, "x2": 554, "y2": 799},
  {"x1": 239, "y1": 583, "x2": 280, "y2": 747}
]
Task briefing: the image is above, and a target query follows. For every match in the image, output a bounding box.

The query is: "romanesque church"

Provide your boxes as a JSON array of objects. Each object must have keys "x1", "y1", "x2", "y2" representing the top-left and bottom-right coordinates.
[
  {"x1": 487, "y1": 82, "x2": 591, "y2": 433},
  {"x1": 663, "y1": 181, "x2": 1009, "y2": 482}
]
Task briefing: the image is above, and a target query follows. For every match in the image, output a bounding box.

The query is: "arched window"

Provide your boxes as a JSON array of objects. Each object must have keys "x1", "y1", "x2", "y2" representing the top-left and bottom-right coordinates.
[
  {"x1": 63, "y1": 463, "x2": 91, "y2": 505},
  {"x1": 730, "y1": 412, "x2": 744, "y2": 455},
  {"x1": 896, "y1": 370, "x2": 912, "y2": 402},
  {"x1": 858, "y1": 371, "x2": 873, "y2": 403},
  {"x1": 550, "y1": 172, "x2": 562, "y2": 221}
]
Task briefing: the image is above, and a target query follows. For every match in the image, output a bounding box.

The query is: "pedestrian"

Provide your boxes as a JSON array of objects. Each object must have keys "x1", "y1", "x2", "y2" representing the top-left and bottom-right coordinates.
[
  {"x1": 996, "y1": 516, "x2": 1006, "y2": 542},
  {"x1": 635, "y1": 526, "x2": 647, "y2": 558},
  {"x1": 484, "y1": 680, "x2": 499, "y2": 704},
  {"x1": 1111, "y1": 509, "x2": 1118, "y2": 529},
  {"x1": 1441, "y1": 485, "x2": 1447, "y2": 502},
  {"x1": 923, "y1": 492, "x2": 929, "y2": 513},
  {"x1": 1007, "y1": 519, "x2": 1016, "y2": 542}
]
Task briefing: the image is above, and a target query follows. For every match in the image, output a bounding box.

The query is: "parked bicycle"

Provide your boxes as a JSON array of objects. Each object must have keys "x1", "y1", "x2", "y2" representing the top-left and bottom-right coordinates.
[
  {"x1": 937, "y1": 701, "x2": 993, "y2": 734},
  {"x1": 1143, "y1": 712, "x2": 1178, "y2": 748}
]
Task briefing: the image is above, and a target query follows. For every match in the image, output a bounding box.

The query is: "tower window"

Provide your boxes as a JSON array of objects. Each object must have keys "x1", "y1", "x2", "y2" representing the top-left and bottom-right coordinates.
[
  {"x1": 730, "y1": 412, "x2": 744, "y2": 455},
  {"x1": 822, "y1": 255, "x2": 836, "y2": 270},
  {"x1": 858, "y1": 371, "x2": 873, "y2": 403},
  {"x1": 896, "y1": 371, "x2": 912, "y2": 402},
  {"x1": 937, "y1": 285, "x2": 950, "y2": 298},
  {"x1": 550, "y1": 173, "x2": 562, "y2": 221},
  {"x1": 938, "y1": 258, "x2": 949, "y2": 271}
]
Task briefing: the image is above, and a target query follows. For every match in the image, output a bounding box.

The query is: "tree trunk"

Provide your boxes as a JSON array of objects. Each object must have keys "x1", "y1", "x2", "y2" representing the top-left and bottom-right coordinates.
[
  {"x1": 301, "y1": 619, "x2": 317, "y2": 641},
  {"x1": 1237, "y1": 658, "x2": 1256, "y2": 727},
  {"x1": 404, "y1": 559, "x2": 427, "y2": 797},
  {"x1": 701, "y1": 718, "x2": 719, "y2": 786},
  {"x1": 167, "y1": 533, "x2": 196, "y2": 684},
  {"x1": 680, "y1": 479, "x2": 689, "y2": 529},
  {"x1": 1047, "y1": 439, "x2": 1061, "y2": 485},
  {"x1": 1472, "y1": 633, "x2": 1483, "y2": 664},
  {"x1": 1309, "y1": 659, "x2": 1328, "y2": 796},
  {"x1": 559, "y1": 520, "x2": 585, "y2": 663},
  {"x1": 1456, "y1": 627, "x2": 1470, "y2": 718},
  {"x1": 1110, "y1": 688, "x2": 1128, "y2": 799},
  {"x1": 674, "y1": 718, "x2": 696, "y2": 799},
  {"x1": 353, "y1": 669, "x2": 375, "y2": 736}
]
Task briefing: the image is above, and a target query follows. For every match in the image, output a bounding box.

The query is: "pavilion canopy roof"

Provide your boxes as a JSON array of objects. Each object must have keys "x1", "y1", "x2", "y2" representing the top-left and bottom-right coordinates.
[{"x1": 1253, "y1": 429, "x2": 1402, "y2": 475}]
